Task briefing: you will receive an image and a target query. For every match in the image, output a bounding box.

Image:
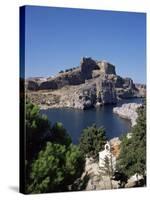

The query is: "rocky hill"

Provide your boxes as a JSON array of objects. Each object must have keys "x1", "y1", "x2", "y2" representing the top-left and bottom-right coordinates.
[{"x1": 26, "y1": 57, "x2": 146, "y2": 109}]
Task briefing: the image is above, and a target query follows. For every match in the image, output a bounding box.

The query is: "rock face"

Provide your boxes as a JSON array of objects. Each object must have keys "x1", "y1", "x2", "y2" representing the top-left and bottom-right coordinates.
[
  {"x1": 80, "y1": 57, "x2": 99, "y2": 80},
  {"x1": 97, "y1": 79, "x2": 117, "y2": 104},
  {"x1": 123, "y1": 78, "x2": 135, "y2": 89},
  {"x1": 27, "y1": 80, "x2": 39, "y2": 91},
  {"x1": 73, "y1": 83, "x2": 97, "y2": 109},
  {"x1": 26, "y1": 57, "x2": 146, "y2": 109},
  {"x1": 97, "y1": 60, "x2": 116, "y2": 75},
  {"x1": 39, "y1": 79, "x2": 58, "y2": 90},
  {"x1": 135, "y1": 84, "x2": 146, "y2": 97},
  {"x1": 113, "y1": 103, "x2": 142, "y2": 126},
  {"x1": 81, "y1": 156, "x2": 119, "y2": 190}
]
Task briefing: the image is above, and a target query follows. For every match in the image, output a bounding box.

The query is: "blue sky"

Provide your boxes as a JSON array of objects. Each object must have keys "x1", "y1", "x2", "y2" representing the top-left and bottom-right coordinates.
[{"x1": 24, "y1": 6, "x2": 146, "y2": 83}]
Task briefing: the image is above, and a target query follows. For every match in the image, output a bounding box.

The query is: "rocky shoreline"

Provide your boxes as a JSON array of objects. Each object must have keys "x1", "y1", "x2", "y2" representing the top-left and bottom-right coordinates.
[{"x1": 113, "y1": 103, "x2": 142, "y2": 126}]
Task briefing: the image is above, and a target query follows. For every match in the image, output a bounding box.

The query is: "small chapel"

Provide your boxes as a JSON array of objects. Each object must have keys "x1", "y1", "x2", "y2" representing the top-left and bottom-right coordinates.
[{"x1": 98, "y1": 141, "x2": 116, "y2": 171}]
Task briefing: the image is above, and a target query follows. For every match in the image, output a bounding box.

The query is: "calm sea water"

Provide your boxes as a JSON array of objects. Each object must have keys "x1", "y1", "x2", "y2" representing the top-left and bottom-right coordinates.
[{"x1": 41, "y1": 98, "x2": 143, "y2": 144}]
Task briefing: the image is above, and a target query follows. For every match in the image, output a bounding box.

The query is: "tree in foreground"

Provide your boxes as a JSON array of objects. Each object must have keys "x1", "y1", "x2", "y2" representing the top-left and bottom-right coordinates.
[
  {"x1": 79, "y1": 124, "x2": 107, "y2": 159},
  {"x1": 116, "y1": 103, "x2": 146, "y2": 186},
  {"x1": 25, "y1": 101, "x2": 51, "y2": 161},
  {"x1": 51, "y1": 122, "x2": 71, "y2": 147},
  {"x1": 27, "y1": 142, "x2": 85, "y2": 193},
  {"x1": 103, "y1": 155, "x2": 114, "y2": 189},
  {"x1": 25, "y1": 101, "x2": 79, "y2": 193}
]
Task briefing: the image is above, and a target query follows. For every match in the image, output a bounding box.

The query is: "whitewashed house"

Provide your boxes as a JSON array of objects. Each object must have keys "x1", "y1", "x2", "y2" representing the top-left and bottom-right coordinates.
[{"x1": 98, "y1": 142, "x2": 116, "y2": 172}]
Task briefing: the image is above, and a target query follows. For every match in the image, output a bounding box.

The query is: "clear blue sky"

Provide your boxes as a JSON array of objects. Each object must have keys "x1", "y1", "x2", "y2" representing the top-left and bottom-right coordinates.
[{"x1": 24, "y1": 6, "x2": 146, "y2": 84}]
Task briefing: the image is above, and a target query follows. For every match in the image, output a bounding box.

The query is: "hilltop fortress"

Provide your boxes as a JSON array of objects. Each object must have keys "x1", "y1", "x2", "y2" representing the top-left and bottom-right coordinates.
[{"x1": 26, "y1": 57, "x2": 146, "y2": 109}]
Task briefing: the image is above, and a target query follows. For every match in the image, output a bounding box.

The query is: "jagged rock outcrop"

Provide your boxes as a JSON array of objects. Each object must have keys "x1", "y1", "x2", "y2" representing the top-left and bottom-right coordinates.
[
  {"x1": 113, "y1": 103, "x2": 142, "y2": 126},
  {"x1": 26, "y1": 57, "x2": 117, "y2": 91},
  {"x1": 123, "y1": 78, "x2": 135, "y2": 89},
  {"x1": 73, "y1": 83, "x2": 97, "y2": 109},
  {"x1": 26, "y1": 57, "x2": 146, "y2": 109},
  {"x1": 96, "y1": 79, "x2": 117, "y2": 104},
  {"x1": 39, "y1": 69, "x2": 84, "y2": 90}
]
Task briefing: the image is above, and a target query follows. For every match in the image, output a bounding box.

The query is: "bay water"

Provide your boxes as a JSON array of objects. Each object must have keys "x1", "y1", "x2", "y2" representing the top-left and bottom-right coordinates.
[{"x1": 41, "y1": 98, "x2": 143, "y2": 144}]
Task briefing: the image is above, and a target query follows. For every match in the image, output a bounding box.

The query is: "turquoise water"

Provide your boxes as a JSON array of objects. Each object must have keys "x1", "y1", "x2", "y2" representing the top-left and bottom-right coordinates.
[{"x1": 41, "y1": 98, "x2": 143, "y2": 144}]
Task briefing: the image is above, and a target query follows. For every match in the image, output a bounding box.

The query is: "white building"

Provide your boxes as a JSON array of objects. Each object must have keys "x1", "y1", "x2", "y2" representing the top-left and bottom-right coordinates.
[{"x1": 98, "y1": 142, "x2": 116, "y2": 172}]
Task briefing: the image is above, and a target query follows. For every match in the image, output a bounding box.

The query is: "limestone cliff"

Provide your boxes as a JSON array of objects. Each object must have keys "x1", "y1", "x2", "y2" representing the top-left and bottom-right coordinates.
[{"x1": 26, "y1": 57, "x2": 146, "y2": 109}]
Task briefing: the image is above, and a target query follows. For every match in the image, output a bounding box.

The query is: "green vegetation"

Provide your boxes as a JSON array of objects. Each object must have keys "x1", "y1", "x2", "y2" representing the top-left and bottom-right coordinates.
[
  {"x1": 51, "y1": 122, "x2": 71, "y2": 147},
  {"x1": 25, "y1": 101, "x2": 85, "y2": 194},
  {"x1": 27, "y1": 142, "x2": 84, "y2": 193},
  {"x1": 103, "y1": 156, "x2": 113, "y2": 189},
  {"x1": 116, "y1": 102, "x2": 146, "y2": 183},
  {"x1": 26, "y1": 101, "x2": 50, "y2": 161},
  {"x1": 24, "y1": 99, "x2": 146, "y2": 193},
  {"x1": 79, "y1": 124, "x2": 107, "y2": 159}
]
